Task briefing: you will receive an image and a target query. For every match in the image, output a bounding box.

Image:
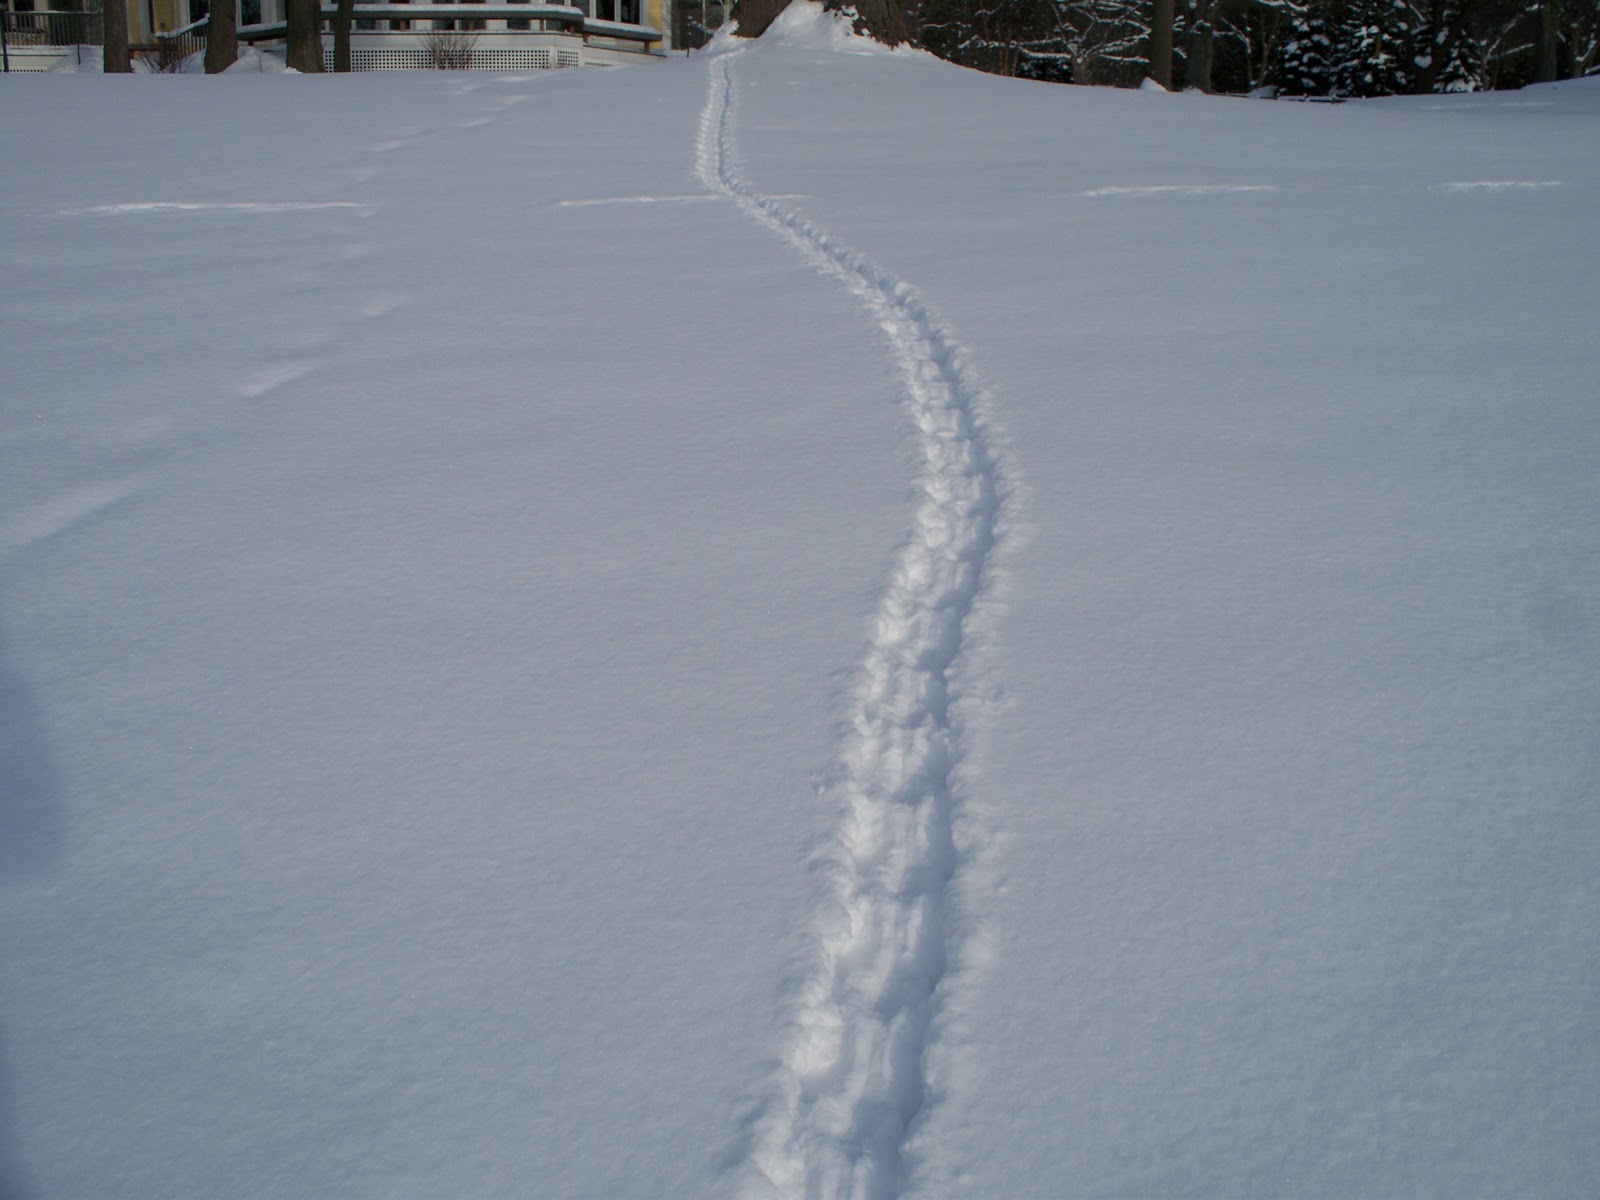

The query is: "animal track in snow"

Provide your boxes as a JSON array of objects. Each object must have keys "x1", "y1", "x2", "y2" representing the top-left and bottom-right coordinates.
[{"x1": 698, "y1": 48, "x2": 1003, "y2": 1200}]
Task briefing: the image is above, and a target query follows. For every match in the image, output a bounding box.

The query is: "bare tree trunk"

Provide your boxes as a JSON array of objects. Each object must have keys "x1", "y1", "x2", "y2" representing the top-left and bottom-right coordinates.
[
  {"x1": 1183, "y1": 0, "x2": 1215, "y2": 92},
  {"x1": 1535, "y1": 0, "x2": 1560, "y2": 82},
  {"x1": 103, "y1": 0, "x2": 132, "y2": 71},
  {"x1": 333, "y1": 0, "x2": 355, "y2": 69},
  {"x1": 205, "y1": 0, "x2": 238, "y2": 71},
  {"x1": 1149, "y1": 0, "x2": 1173, "y2": 87},
  {"x1": 1184, "y1": 29, "x2": 1212, "y2": 90},
  {"x1": 286, "y1": 0, "x2": 324, "y2": 70},
  {"x1": 731, "y1": 0, "x2": 786, "y2": 38}
]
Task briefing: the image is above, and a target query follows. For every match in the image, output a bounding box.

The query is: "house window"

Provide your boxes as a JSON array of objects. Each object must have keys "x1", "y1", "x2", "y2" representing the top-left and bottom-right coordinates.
[
  {"x1": 432, "y1": 0, "x2": 453, "y2": 31},
  {"x1": 506, "y1": 0, "x2": 529, "y2": 30},
  {"x1": 241, "y1": 0, "x2": 260, "y2": 24},
  {"x1": 619, "y1": 0, "x2": 637, "y2": 21},
  {"x1": 388, "y1": 0, "x2": 408, "y2": 31}
]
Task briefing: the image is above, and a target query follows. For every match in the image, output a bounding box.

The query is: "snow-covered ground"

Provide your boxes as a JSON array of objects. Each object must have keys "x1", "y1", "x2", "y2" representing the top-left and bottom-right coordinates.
[{"x1": 3, "y1": 9, "x2": 1597, "y2": 1197}]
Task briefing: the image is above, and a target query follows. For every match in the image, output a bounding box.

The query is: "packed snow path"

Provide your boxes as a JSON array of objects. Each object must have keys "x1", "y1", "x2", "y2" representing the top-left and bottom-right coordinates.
[{"x1": 697, "y1": 48, "x2": 1004, "y2": 1200}]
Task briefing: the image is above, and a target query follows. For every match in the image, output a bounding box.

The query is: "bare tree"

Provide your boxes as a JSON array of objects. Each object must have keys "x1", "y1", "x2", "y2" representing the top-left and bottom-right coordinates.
[
  {"x1": 104, "y1": 0, "x2": 132, "y2": 70},
  {"x1": 421, "y1": 25, "x2": 477, "y2": 65},
  {"x1": 332, "y1": 0, "x2": 356, "y2": 69},
  {"x1": 205, "y1": 0, "x2": 238, "y2": 71},
  {"x1": 286, "y1": 0, "x2": 324, "y2": 70},
  {"x1": 1149, "y1": 0, "x2": 1173, "y2": 84},
  {"x1": 1182, "y1": 0, "x2": 1216, "y2": 89}
]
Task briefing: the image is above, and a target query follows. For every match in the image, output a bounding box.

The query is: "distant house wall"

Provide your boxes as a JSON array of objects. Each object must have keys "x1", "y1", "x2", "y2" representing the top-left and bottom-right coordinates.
[{"x1": 1, "y1": 0, "x2": 669, "y2": 66}]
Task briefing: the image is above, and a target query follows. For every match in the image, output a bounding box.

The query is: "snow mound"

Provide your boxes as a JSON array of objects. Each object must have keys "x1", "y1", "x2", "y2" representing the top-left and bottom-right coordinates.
[
  {"x1": 763, "y1": 0, "x2": 904, "y2": 54},
  {"x1": 223, "y1": 47, "x2": 290, "y2": 72},
  {"x1": 45, "y1": 53, "x2": 105, "y2": 73},
  {"x1": 1521, "y1": 74, "x2": 1600, "y2": 93}
]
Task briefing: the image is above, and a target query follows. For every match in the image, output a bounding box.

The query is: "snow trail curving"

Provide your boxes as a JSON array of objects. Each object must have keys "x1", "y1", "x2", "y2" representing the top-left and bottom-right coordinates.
[{"x1": 697, "y1": 49, "x2": 1003, "y2": 1200}]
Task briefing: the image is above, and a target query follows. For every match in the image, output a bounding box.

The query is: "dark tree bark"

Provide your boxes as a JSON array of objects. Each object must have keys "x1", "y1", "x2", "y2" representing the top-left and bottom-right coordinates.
[
  {"x1": 731, "y1": 0, "x2": 788, "y2": 39},
  {"x1": 1184, "y1": 28, "x2": 1212, "y2": 90},
  {"x1": 1149, "y1": 0, "x2": 1174, "y2": 87},
  {"x1": 205, "y1": 0, "x2": 238, "y2": 72},
  {"x1": 733, "y1": 0, "x2": 914, "y2": 46},
  {"x1": 1534, "y1": 0, "x2": 1559, "y2": 82},
  {"x1": 103, "y1": 0, "x2": 132, "y2": 71},
  {"x1": 333, "y1": 0, "x2": 355, "y2": 69},
  {"x1": 1183, "y1": 0, "x2": 1216, "y2": 92},
  {"x1": 286, "y1": 0, "x2": 324, "y2": 70},
  {"x1": 1411, "y1": 0, "x2": 1442, "y2": 94},
  {"x1": 837, "y1": 0, "x2": 914, "y2": 44}
]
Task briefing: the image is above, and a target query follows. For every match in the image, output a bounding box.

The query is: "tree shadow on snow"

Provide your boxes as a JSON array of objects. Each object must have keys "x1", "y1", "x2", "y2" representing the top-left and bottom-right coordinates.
[
  {"x1": 0, "y1": 618, "x2": 64, "y2": 877},
  {"x1": 0, "y1": 614, "x2": 65, "y2": 1199}
]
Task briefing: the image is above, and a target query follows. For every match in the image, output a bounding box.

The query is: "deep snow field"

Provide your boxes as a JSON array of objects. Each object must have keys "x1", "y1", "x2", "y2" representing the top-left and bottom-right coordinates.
[{"x1": 2, "y1": 8, "x2": 1598, "y2": 1197}]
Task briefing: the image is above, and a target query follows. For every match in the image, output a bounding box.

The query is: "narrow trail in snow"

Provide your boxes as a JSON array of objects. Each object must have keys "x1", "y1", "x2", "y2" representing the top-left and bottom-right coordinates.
[{"x1": 696, "y1": 49, "x2": 1003, "y2": 1200}]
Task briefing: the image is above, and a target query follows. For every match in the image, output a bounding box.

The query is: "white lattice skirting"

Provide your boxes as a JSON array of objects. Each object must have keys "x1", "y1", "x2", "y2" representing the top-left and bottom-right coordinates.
[{"x1": 321, "y1": 44, "x2": 584, "y2": 69}]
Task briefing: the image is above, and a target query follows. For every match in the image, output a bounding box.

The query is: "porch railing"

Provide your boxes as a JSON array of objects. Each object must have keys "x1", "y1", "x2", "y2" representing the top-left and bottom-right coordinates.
[
  {"x1": 153, "y1": 15, "x2": 207, "y2": 60},
  {"x1": 2, "y1": 8, "x2": 104, "y2": 48},
  {"x1": 1, "y1": 2, "x2": 659, "y2": 64}
]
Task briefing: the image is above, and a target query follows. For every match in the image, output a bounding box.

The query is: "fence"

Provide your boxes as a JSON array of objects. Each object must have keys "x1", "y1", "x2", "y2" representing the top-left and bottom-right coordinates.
[
  {"x1": 2, "y1": 8, "x2": 104, "y2": 48},
  {"x1": 151, "y1": 15, "x2": 207, "y2": 62}
]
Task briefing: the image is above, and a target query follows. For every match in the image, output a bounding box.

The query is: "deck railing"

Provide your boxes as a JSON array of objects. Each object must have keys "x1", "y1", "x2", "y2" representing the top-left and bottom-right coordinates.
[
  {"x1": 154, "y1": 15, "x2": 208, "y2": 60},
  {"x1": 2, "y1": 8, "x2": 104, "y2": 48}
]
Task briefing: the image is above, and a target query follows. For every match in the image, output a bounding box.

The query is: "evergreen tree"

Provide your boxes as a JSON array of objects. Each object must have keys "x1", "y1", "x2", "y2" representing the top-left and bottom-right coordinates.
[
  {"x1": 1279, "y1": 0, "x2": 1338, "y2": 92},
  {"x1": 1334, "y1": 0, "x2": 1416, "y2": 95}
]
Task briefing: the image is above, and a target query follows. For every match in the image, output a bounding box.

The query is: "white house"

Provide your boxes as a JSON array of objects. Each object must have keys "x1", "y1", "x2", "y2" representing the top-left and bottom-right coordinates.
[{"x1": 0, "y1": 0, "x2": 679, "y2": 71}]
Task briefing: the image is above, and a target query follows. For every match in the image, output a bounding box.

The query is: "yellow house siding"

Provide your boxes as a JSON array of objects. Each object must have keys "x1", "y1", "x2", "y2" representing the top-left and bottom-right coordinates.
[
  {"x1": 153, "y1": 0, "x2": 187, "y2": 33},
  {"x1": 122, "y1": 0, "x2": 189, "y2": 39}
]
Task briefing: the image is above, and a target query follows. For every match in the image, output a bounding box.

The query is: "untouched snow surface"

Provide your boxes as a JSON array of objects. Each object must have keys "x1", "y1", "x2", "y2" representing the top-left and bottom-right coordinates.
[{"x1": 3, "y1": 8, "x2": 1598, "y2": 1197}]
